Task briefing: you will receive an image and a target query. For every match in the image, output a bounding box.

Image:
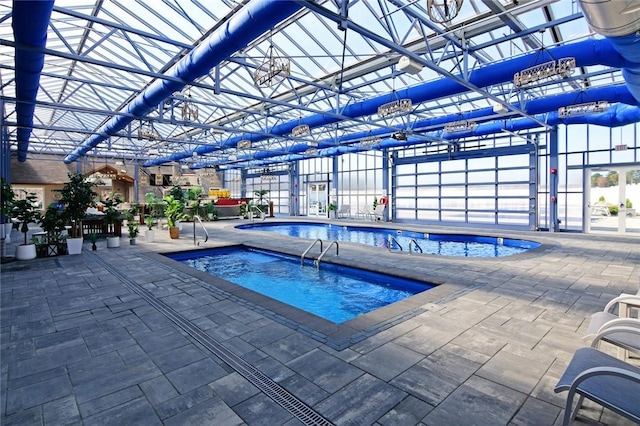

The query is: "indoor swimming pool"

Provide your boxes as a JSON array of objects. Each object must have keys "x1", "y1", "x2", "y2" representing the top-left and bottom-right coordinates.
[
  {"x1": 166, "y1": 246, "x2": 434, "y2": 323},
  {"x1": 236, "y1": 222, "x2": 540, "y2": 257}
]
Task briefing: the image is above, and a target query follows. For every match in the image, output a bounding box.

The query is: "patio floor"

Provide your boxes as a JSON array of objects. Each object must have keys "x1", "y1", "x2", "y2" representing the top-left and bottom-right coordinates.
[{"x1": 1, "y1": 218, "x2": 639, "y2": 425}]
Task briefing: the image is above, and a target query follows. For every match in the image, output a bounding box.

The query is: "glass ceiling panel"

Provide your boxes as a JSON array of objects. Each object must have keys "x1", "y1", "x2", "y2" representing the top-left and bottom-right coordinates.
[{"x1": 1, "y1": 0, "x2": 634, "y2": 167}]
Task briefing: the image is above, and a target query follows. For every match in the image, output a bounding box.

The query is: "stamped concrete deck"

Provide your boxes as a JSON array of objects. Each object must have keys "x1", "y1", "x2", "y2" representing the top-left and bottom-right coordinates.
[{"x1": 1, "y1": 218, "x2": 639, "y2": 425}]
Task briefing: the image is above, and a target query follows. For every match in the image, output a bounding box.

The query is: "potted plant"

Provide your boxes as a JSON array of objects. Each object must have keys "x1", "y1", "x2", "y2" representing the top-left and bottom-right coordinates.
[
  {"x1": 328, "y1": 202, "x2": 337, "y2": 219},
  {"x1": 1, "y1": 177, "x2": 15, "y2": 246},
  {"x1": 88, "y1": 232, "x2": 98, "y2": 251},
  {"x1": 102, "y1": 193, "x2": 122, "y2": 248},
  {"x1": 254, "y1": 189, "x2": 270, "y2": 216},
  {"x1": 12, "y1": 190, "x2": 42, "y2": 260},
  {"x1": 144, "y1": 192, "x2": 165, "y2": 242},
  {"x1": 39, "y1": 204, "x2": 67, "y2": 257},
  {"x1": 205, "y1": 201, "x2": 218, "y2": 220},
  {"x1": 56, "y1": 173, "x2": 97, "y2": 255},
  {"x1": 184, "y1": 187, "x2": 203, "y2": 219},
  {"x1": 126, "y1": 203, "x2": 140, "y2": 245},
  {"x1": 163, "y1": 195, "x2": 186, "y2": 239}
]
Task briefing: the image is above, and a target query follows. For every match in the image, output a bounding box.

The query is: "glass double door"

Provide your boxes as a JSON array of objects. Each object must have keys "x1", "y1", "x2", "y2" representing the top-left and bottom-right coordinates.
[
  {"x1": 586, "y1": 167, "x2": 640, "y2": 234},
  {"x1": 308, "y1": 183, "x2": 327, "y2": 217}
]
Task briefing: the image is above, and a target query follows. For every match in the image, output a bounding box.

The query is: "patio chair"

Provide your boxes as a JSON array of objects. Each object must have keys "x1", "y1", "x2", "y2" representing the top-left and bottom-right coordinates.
[
  {"x1": 337, "y1": 204, "x2": 351, "y2": 219},
  {"x1": 584, "y1": 293, "x2": 640, "y2": 358},
  {"x1": 554, "y1": 347, "x2": 640, "y2": 425},
  {"x1": 370, "y1": 204, "x2": 386, "y2": 221},
  {"x1": 584, "y1": 293, "x2": 640, "y2": 337}
]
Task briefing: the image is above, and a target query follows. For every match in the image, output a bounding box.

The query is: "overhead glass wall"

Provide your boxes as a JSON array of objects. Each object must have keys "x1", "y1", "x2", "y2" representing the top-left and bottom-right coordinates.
[
  {"x1": 393, "y1": 145, "x2": 535, "y2": 229},
  {"x1": 335, "y1": 152, "x2": 384, "y2": 218}
]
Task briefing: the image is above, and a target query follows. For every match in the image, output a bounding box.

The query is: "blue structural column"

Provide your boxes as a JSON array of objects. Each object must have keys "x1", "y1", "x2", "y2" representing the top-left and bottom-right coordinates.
[
  {"x1": 331, "y1": 156, "x2": 339, "y2": 214},
  {"x1": 549, "y1": 127, "x2": 559, "y2": 232},
  {"x1": 0, "y1": 99, "x2": 10, "y2": 183},
  {"x1": 289, "y1": 163, "x2": 299, "y2": 216},
  {"x1": 382, "y1": 149, "x2": 390, "y2": 221},
  {"x1": 529, "y1": 143, "x2": 538, "y2": 231},
  {"x1": 133, "y1": 162, "x2": 139, "y2": 203}
]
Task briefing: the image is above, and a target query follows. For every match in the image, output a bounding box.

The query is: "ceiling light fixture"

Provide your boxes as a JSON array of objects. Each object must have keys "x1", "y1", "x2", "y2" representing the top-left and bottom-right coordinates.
[
  {"x1": 558, "y1": 101, "x2": 609, "y2": 118},
  {"x1": 361, "y1": 136, "x2": 381, "y2": 148},
  {"x1": 292, "y1": 124, "x2": 310, "y2": 137},
  {"x1": 237, "y1": 139, "x2": 252, "y2": 149},
  {"x1": 513, "y1": 57, "x2": 575, "y2": 88},
  {"x1": 427, "y1": 0, "x2": 463, "y2": 23},
  {"x1": 138, "y1": 121, "x2": 160, "y2": 141},
  {"x1": 444, "y1": 120, "x2": 477, "y2": 133},
  {"x1": 378, "y1": 99, "x2": 412, "y2": 118},
  {"x1": 254, "y1": 44, "x2": 290, "y2": 88},
  {"x1": 181, "y1": 92, "x2": 199, "y2": 122}
]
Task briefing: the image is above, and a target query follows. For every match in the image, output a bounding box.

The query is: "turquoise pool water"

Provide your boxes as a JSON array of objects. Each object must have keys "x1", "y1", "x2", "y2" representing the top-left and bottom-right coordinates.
[
  {"x1": 167, "y1": 247, "x2": 433, "y2": 323},
  {"x1": 236, "y1": 222, "x2": 540, "y2": 257}
]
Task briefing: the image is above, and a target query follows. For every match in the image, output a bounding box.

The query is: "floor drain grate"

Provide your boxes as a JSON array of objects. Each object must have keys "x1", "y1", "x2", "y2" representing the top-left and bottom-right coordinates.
[{"x1": 92, "y1": 253, "x2": 334, "y2": 426}]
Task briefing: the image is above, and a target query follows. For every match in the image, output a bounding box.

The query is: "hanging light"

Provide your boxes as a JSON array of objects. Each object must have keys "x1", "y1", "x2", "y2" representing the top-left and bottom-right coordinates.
[
  {"x1": 291, "y1": 124, "x2": 310, "y2": 137},
  {"x1": 427, "y1": 0, "x2": 463, "y2": 24},
  {"x1": 558, "y1": 101, "x2": 609, "y2": 118},
  {"x1": 138, "y1": 121, "x2": 160, "y2": 140},
  {"x1": 378, "y1": 99, "x2": 412, "y2": 118},
  {"x1": 514, "y1": 57, "x2": 576, "y2": 88},
  {"x1": 237, "y1": 139, "x2": 252, "y2": 149},
  {"x1": 254, "y1": 44, "x2": 290, "y2": 88},
  {"x1": 181, "y1": 92, "x2": 199, "y2": 122},
  {"x1": 444, "y1": 120, "x2": 477, "y2": 133}
]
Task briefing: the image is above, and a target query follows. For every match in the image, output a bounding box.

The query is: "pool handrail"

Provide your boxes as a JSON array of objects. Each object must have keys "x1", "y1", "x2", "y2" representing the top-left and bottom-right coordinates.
[
  {"x1": 315, "y1": 240, "x2": 339, "y2": 269},
  {"x1": 192, "y1": 215, "x2": 209, "y2": 246},
  {"x1": 388, "y1": 235, "x2": 403, "y2": 252},
  {"x1": 301, "y1": 239, "x2": 323, "y2": 265},
  {"x1": 409, "y1": 239, "x2": 423, "y2": 254}
]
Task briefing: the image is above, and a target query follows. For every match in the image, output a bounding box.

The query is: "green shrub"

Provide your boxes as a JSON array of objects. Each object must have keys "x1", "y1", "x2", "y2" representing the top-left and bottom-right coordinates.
[{"x1": 608, "y1": 204, "x2": 618, "y2": 216}]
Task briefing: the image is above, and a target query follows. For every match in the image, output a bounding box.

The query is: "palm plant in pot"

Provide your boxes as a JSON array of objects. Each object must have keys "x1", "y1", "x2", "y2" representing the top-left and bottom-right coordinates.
[
  {"x1": 102, "y1": 193, "x2": 122, "y2": 248},
  {"x1": 143, "y1": 192, "x2": 164, "y2": 242},
  {"x1": 56, "y1": 173, "x2": 97, "y2": 255},
  {"x1": 126, "y1": 203, "x2": 140, "y2": 245},
  {"x1": 12, "y1": 190, "x2": 42, "y2": 260},
  {"x1": 163, "y1": 195, "x2": 186, "y2": 239}
]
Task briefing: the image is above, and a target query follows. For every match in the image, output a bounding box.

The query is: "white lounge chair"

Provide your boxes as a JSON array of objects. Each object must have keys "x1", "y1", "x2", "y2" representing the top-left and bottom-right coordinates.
[
  {"x1": 584, "y1": 293, "x2": 640, "y2": 359},
  {"x1": 554, "y1": 347, "x2": 640, "y2": 425},
  {"x1": 337, "y1": 204, "x2": 351, "y2": 219},
  {"x1": 585, "y1": 293, "x2": 640, "y2": 337},
  {"x1": 370, "y1": 204, "x2": 385, "y2": 221}
]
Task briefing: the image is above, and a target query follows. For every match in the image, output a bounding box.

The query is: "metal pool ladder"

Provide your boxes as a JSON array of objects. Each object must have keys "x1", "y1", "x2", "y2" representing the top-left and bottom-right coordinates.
[
  {"x1": 388, "y1": 235, "x2": 403, "y2": 252},
  {"x1": 409, "y1": 239, "x2": 423, "y2": 255},
  {"x1": 192, "y1": 215, "x2": 209, "y2": 246},
  {"x1": 315, "y1": 241, "x2": 339, "y2": 269},
  {"x1": 301, "y1": 239, "x2": 323, "y2": 265}
]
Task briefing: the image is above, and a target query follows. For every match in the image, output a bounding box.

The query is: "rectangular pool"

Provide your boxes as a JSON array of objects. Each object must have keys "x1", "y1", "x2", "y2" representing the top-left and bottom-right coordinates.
[{"x1": 166, "y1": 247, "x2": 434, "y2": 323}]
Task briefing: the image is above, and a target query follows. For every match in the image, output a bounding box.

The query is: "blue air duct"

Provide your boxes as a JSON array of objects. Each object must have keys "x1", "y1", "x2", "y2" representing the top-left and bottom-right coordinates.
[
  {"x1": 224, "y1": 104, "x2": 640, "y2": 168},
  {"x1": 198, "y1": 84, "x2": 637, "y2": 166},
  {"x1": 145, "y1": 37, "x2": 640, "y2": 167},
  {"x1": 578, "y1": 0, "x2": 640, "y2": 102},
  {"x1": 12, "y1": 0, "x2": 55, "y2": 162},
  {"x1": 63, "y1": 0, "x2": 303, "y2": 163}
]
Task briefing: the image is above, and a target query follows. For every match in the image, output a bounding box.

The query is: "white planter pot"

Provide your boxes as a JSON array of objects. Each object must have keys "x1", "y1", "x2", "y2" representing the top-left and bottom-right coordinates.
[
  {"x1": 15, "y1": 244, "x2": 36, "y2": 261},
  {"x1": 67, "y1": 237, "x2": 83, "y2": 255},
  {"x1": 145, "y1": 229, "x2": 155, "y2": 242},
  {"x1": 3, "y1": 222, "x2": 12, "y2": 243},
  {"x1": 106, "y1": 237, "x2": 120, "y2": 248}
]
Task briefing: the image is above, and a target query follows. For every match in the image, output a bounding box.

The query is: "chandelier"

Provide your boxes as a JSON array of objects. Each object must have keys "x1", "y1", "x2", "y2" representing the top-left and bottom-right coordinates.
[
  {"x1": 444, "y1": 120, "x2": 477, "y2": 133},
  {"x1": 291, "y1": 124, "x2": 310, "y2": 137},
  {"x1": 254, "y1": 44, "x2": 290, "y2": 88},
  {"x1": 378, "y1": 99, "x2": 412, "y2": 118},
  {"x1": 181, "y1": 94, "x2": 198, "y2": 122},
  {"x1": 138, "y1": 121, "x2": 160, "y2": 141},
  {"x1": 427, "y1": 0, "x2": 463, "y2": 24},
  {"x1": 513, "y1": 57, "x2": 576, "y2": 88},
  {"x1": 558, "y1": 101, "x2": 609, "y2": 118}
]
